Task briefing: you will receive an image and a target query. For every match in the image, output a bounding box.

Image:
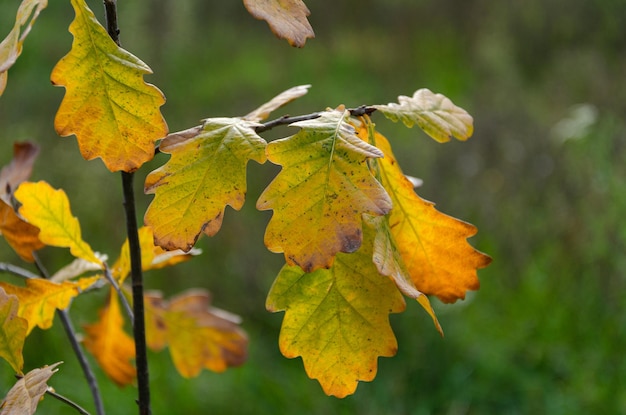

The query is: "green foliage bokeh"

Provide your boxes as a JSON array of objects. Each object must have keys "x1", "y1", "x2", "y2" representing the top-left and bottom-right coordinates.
[{"x1": 1, "y1": 0, "x2": 625, "y2": 413}]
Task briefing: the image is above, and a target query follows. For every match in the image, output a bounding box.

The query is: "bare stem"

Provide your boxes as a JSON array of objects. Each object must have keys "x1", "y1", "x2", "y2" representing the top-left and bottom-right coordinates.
[
  {"x1": 46, "y1": 388, "x2": 92, "y2": 415},
  {"x1": 103, "y1": 265, "x2": 134, "y2": 323},
  {"x1": 121, "y1": 172, "x2": 151, "y2": 415},
  {"x1": 0, "y1": 262, "x2": 39, "y2": 279},
  {"x1": 254, "y1": 105, "x2": 377, "y2": 133},
  {"x1": 32, "y1": 254, "x2": 106, "y2": 415}
]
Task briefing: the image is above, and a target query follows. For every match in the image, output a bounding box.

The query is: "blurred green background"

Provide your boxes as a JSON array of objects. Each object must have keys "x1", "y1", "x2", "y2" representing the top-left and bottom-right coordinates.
[{"x1": 1, "y1": 0, "x2": 625, "y2": 413}]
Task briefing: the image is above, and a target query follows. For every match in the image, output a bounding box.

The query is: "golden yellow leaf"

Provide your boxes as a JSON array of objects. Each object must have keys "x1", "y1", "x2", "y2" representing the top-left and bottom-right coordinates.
[
  {"x1": 0, "y1": 288, "x2": 27, "y2": 374},
  {"x1": 374, "y1": 89, "x2": 474, "y2": 143},
  {"x1": 144, "y1": 290, "x2": 248, "y2": 378},
  {"x1": 83, "y1": 288, "x2": 136, "y2": 387},
  {"x1": 365, "y1": 215, "x2": 443, "y2": 335},
  {"x1": 50, "y1": 0, "x2": 167, "y2": 172},
  {"x1": 257, "y1": 109, "x2": 391, "y2": 272},
  {"x1": 14, "y1": 181, "x2": 101, "y2": 265},
  {"x1": 243, "y1": 0, "x2": 314, "y2": 47},
  {"x1": 0, "y1": 0, "x2": 47, "y2": 96},
  {"x1": 145, "y1": 118, "x2": 266, "y2": 251},
  {"x1": 0, "y1": 362, "x2": 61, "y2": 415},
  {"x1": 0, "y1": 276, "x2": 100, "y2": 335},
  {"x1": 266, "y1": 229, "x2": 405, "y2": 398},
  {"x1": 359, "y1": 125, "x2": 491, "y2": 303}
]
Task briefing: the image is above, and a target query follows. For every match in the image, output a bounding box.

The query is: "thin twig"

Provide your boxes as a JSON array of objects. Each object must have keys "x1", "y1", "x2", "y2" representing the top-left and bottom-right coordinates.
[
  {"x1": 103, "y1": 0, "x2": 120, "y2": 45},
  {"x1": 46, "y1": 388, "x2": 91, "y2": 415},
  {"x1": 254, "y1": 105, "x2": 378, "y2": 133},
  {"x1": 0, "y1": 262, "x2": 39, "y2": 279},
  {"x1": 103, "y1": 264, "x2": 134, "y2": 323},
  {"x1": 121, "y1": 172, "x2": 151, "y2": 415},
  {"x1": 32, "y1": 253, "x2": 106, "y2": 415}
]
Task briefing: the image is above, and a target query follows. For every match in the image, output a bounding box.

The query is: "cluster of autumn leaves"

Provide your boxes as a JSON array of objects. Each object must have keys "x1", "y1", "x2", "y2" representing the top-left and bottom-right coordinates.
[{"x1": 0, "y1": 0, "x2": 491, "y2": 405}]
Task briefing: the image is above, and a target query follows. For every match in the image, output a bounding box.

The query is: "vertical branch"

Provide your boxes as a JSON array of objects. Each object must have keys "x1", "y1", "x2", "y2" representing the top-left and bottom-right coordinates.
[
  {"x1": 103, "y1": 1, "x2": 151, "y2": 414},
  {"x1": 121, "y1": 171, "x2": 151, "y2": 415}
]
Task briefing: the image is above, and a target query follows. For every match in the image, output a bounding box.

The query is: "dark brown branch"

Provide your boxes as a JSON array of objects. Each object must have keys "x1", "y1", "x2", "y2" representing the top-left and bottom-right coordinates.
[
  {"x1": 254, "y1": 106, "x2": 377, "y2": 134},
  {"x1": 46, "y1": 388, "x2": 91, "y2": 415},
  {"x1": 121, "y1": 172, "x2": 151, "y2": 415},
  {"x1": 103, "y1": 0, "x2": 120, "y2": 45}
]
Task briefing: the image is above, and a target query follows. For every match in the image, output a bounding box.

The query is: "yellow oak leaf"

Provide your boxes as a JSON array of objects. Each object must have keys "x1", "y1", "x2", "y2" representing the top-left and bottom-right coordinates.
[
  {"x1": 0, "y1": 362, "x2": 61, "y2": 415},
  {"x1": 358, "y1": 124, "x2": 491, "y2": 303},
  {"x1": 0, "y1": 276, "x2": 100, "y2": 335},
  {"x1": 145, "y1": 118, "x2": 266, "y2": 251},
  {"x1": 0, "y1": 288, "x2": 27, "y2": 374},
  {"x1": 111, "y1": 226, "x2": 200, "y2": 284},
  {"x1": 83, "y1": 288, "x2": 136, "y2": 387},
  {"x1": 0, "y1": 201, "x2": 43, "y2": 263},
  {"x1": 266, "y1": 229, "x2": 406, "y2": 398},
  {"x1": 14, "y1": 181, "x2": 101, "y2": 266},
  {"x1": 257, "y1": 109, "x2": 391, "y2": 272},
  {"x1": 243, "y1": 0, "x2": 314, "y2": 47},
  {"x1": 374, "y1": 89, "x2": 474, "y2": 143},
  {"x1": 50, "y1": 0, "x2": 167, "y2": 172},
  {"x1": 0, "y1": 0, "x2": 47, "y2": 96},
  {"x1": 144, "y1": 289, "x2": 248, "y2": 378}
]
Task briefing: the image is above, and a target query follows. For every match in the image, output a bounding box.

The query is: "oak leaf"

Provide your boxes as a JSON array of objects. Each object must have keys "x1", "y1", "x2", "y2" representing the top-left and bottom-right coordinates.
[
  {"x1": 266, "y1": 229, "x2": 405, "y2": 398},
  {"x1": 243, "y1": 0, "x2": 314, "y2": 47},
  {"x1": 0, "y1": 288, "x2": 27, "y2": 374},
  {"x1": 145, "y1": 118, "x2": 266, "y2": 251},
  {"x1": 0, "y1": 143, "x2": 43, "y2": 262},
  {"x1": 50, "y1": 0, "x2": 167, "y2": 172},
  {"x1": 0, "y1": 362, "x2": 61, "y2": 415},
  {"x1": 0, "y1": 0, "x2": 47, "y2": 96},
  {"x1": 83, "y1": 288, "x2": 136, "y2": 387},
  {"x1": 365, "y1": 215, "x2": 443, "y2": 335},
  {"x1": 244, "y1": 84, "x2": 311, "y2": 122},
  {"x1": 144, "y1": 289, "x2": 248, "y2": 378},
  {"x1": 374, "y1": 89, "x2": 474, "y2": 143},
  {"x1": 0, "y1": 276, "x2": 100, "y2": 334},
  {"x1": 0, "y1": 142, "x2": 39, "y2": 203},
  {"x1": 111, "y1": 226, "x2": 200, "y2": 284},
  {"x1": 257, "y1": 109, "x2": 391, "y2": 272},
  {"x1": 14, "y1": 181, "x2": 101, "y2": 266},
  {"x1": 359, "y1": 125, "x2": 491, "y2": 303},
  {"x1": 0, "y1": 201, "x2": 43, "y2": 263}
]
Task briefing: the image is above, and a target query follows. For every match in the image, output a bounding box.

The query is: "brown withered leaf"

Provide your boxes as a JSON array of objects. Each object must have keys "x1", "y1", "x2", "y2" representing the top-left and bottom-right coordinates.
[
  {"x1": 0, "y1": 362, "x2": 61, "y2": 415},
  {"x1": 0, "y1": 142, "x2": 39, "y2": 203},
  {"x1": 243, "y1": 0, "x2": 314, "y2": 47}
]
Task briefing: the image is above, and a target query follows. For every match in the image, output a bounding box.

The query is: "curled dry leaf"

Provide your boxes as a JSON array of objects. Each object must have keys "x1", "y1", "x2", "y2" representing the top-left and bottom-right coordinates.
[
  {"x1": 243, "y1": 0, "x2": 314, "y2": 47},
  {"x1": 374, "y1": 89, "x2": 474, "y2": 143},
  {"x1": 0, "y1": 362, "x2": 61, "y2": 415},
  {"x1": 243, "y1": 84, "x2": 311, "y2": 122}
]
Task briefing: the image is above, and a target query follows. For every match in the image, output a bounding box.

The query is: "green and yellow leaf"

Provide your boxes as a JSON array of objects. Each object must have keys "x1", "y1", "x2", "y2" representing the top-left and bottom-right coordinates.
[
  {"x1": 50, "y1": 0, "x2": 167, "y2": 172},
  {"x1": 359, "y1": 125, "x2": 491, "y2": 303},
  {"x1": 266, "y1": 229, "x2": 405, "y2": 398},
  {"x1": 257, "y1": 109, "x2": 391, "y2": 272},
  {"x1": 144, "y1": 290, "x2": 248, "y2": 378},
  {"x1": 83, "y1": 287, "x2": 136, "y2": 387},
  {"x1": 0, "y1": 276, "x2": 100, "y2": 334},
  {"x1": 0, "y1": 0, "x2": 48, "y2": 96},
  {"x1": 0, "y1": 288, "x2": 27, "y2": 374},
  {"x1": 14, "y1": 181, "x2": 101, "y2": 266},
  {"x1": 374, "y1": 89, "x2": 473, "y2": 143},
  {"x1": 145, "y1": 118, "x2": 266, "y2": 251},
  {"x1": 243, "y1": 0, "x2": 314, "y2": 47},
  {"x1": 0, "y1": 362, "x2": 61, "y2": 415}
]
